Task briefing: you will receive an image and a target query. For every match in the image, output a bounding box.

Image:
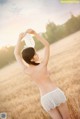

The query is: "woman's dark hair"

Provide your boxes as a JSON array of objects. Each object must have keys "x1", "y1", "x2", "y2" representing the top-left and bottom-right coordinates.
[{"x1": 22, "y1": 47, "x2": 40, "y2": 66}]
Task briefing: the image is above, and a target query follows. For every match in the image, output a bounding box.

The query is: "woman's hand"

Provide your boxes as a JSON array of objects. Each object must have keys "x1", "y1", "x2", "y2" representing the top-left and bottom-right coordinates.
[
  {"x1": 25, "y1": 29, "x2": 36, "y2": 35},
  {"x1": 19, "y1": 32, "x2": 25, "y2": 40}
]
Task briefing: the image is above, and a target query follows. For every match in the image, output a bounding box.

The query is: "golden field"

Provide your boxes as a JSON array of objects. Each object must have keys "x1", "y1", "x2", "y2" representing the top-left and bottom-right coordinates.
[{"x1": 0, "y1": 31, "x2": 80, "y2": 119}]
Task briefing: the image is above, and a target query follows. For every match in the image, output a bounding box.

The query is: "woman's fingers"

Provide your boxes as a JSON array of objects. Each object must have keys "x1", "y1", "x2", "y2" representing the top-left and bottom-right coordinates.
[
  {"x1": 26, "y1": 29, "x2": 35, "y2": 34},
  {"x1": 19, "y1": 32, "x2": 25, "y2": 39},
  {"x1": 19, "y1": 29, "x2": 36, "y2": 40}
]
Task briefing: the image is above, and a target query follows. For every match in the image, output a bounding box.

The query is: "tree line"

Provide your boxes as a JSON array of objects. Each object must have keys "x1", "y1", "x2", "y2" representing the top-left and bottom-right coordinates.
[{"x1": 0, "y1": 14, "x2": 80, "y2": 69}]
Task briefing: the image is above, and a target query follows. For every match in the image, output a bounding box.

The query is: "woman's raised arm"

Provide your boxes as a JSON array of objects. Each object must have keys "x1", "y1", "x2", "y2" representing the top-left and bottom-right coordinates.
[
  {"x1": 26, "y1": 29, "x2": 50, "y2": 66},
  {"x1": 14, "y1": 32, "x2": 28, "y2": 70}
]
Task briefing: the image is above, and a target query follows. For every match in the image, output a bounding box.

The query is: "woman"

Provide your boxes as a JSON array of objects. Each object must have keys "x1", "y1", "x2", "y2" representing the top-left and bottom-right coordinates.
[{"x1": 14, "y1": 29, "x2": 71, "y2": 119}]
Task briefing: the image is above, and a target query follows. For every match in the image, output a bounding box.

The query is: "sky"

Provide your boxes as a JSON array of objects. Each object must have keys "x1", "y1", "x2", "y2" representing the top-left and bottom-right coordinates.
[{"x1": 0, "y1": 0, "x2": 80, "y2": 47}]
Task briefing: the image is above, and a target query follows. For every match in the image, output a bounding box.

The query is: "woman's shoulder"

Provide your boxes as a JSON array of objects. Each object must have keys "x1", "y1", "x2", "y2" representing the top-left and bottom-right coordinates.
[{"x1": 23, "y1": 63, "x2": 47, "y2": 74}]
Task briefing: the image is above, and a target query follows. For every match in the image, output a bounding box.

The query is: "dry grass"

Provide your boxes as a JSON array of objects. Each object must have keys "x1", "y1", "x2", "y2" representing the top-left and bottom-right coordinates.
[{"x1": 0, "y1": 31, "x2": 80, "y2": 119}]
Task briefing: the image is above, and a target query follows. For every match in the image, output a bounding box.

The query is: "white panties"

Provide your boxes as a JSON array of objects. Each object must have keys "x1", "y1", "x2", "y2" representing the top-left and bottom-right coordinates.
[{"x1": 41, "y1": 88, "x2": 67, "y2": 112}]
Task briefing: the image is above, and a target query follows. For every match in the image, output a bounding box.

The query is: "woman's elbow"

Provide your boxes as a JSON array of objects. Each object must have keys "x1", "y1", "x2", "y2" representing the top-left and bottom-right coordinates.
[
  {"x1": 14, "y1": 50, "x2": 17, "y2": 56},
  {"x1": 46, "y1": 42, "x2": 49, "y2": 47},
  {"x1": 48, "y1": 42, "x2": 50, "y2": 46},
  {"x1": 14, "y1": 48, "x2": 19, "y2": 55},
  {"x1": 45, "y1": 43, "x2": 50, "y2": 50},
  {"x1": 14, "y1": 50, "x2": 19, "y2": 58}
]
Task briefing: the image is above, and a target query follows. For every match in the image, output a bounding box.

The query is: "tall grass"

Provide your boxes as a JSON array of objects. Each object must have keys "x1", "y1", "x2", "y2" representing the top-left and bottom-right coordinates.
[{"x1": 0, "y1": 31, "x2": 80, "y2": 119}]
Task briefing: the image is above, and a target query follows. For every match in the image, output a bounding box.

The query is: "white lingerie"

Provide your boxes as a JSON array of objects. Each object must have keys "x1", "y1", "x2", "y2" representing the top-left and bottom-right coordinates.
[{"x1": 41, "y1": 88, "x2": 67, "y2": 112}]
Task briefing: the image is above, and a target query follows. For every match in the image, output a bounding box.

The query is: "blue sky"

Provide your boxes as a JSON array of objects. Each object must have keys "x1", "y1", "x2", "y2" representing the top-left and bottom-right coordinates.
[{"x1": 0, "y1": 0, "x2": 80, "y2": 47}]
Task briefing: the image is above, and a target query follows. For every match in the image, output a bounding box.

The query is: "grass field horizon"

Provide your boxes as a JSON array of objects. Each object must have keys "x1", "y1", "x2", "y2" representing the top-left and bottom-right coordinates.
[{"x1": 0, "y1": 31, "x2": 80, "y2": 119}]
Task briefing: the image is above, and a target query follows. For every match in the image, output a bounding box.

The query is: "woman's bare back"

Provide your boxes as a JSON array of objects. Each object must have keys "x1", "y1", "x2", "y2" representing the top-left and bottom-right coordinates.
[{"x1": 26, "y1": 64, "x2": 57, "y2": 96}]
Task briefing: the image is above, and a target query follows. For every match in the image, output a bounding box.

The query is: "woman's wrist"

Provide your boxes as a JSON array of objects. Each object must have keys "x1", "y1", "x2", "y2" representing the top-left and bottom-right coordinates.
[
  {"x1": 18, "y1": 32, "x2": 25, "y2": 40},
  {"x1": 34, "y1": 31, "x2": 38, "y2": 36},
  {"x1": 25, "y1": 29, "x2": 36, "y2": 35},
  {"x1": 18, "y1": 37, "x2": 22, "y2": 41}
]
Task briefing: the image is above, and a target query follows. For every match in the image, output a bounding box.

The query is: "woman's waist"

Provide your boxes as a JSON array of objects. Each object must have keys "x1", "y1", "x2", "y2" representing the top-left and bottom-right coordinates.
[
  {"x1": 38, "y1": 80, "x2": 57, "y2": 96},
  {"x1": 40, "y1": 86, "x2": 58, "y2": 96}
]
